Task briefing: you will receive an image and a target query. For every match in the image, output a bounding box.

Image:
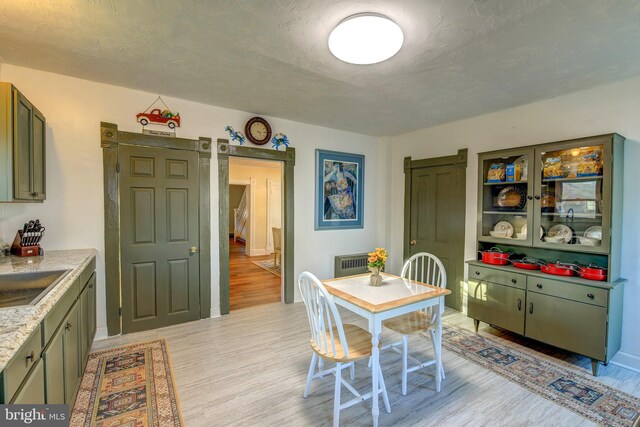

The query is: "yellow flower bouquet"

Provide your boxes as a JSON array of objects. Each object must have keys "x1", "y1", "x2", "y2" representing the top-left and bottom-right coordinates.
[{"x1": 368, "y1": 248, "x2": 388, "y2": 286}]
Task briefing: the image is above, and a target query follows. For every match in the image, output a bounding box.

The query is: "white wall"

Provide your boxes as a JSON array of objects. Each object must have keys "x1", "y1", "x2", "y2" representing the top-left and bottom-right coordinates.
[
  {"x1": 0, "y1": 64, "x2": 385, "y2": 337},
  {"x1": 387, "y1": 75, "x2": 640, "y2": 368}
]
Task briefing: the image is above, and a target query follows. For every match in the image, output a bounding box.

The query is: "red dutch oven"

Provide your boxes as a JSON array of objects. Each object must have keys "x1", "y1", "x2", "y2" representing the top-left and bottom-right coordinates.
[
  {"x1": 510, "y1": 257, "x2": 544, "y2": 270},
  {"x1": 577, "y1": 264, "x2": 608, "y2": 281},
  {"x1": 540, "y1": 261, "x2": 577, "y2": 277},
  {"x1": 479, "y1": 247, "x2": 511, "y2": 265}
]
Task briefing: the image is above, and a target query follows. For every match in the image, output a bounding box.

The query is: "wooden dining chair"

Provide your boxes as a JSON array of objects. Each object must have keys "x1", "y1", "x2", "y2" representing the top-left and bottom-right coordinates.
[
  {"x1": 272, "y1": 227, "x2": 281, "y2": 267},
  {"x1": 382, "y1": 252, "x2": 447, "y2": 395},
  {"x1": 298, "y1": 272, "x2": 390, "y2": 427}
]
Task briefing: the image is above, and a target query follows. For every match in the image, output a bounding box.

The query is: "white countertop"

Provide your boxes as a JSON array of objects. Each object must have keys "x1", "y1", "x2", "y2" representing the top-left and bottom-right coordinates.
[{"x1": 0, "y1": 249, "x2": 97, "y2": 372}]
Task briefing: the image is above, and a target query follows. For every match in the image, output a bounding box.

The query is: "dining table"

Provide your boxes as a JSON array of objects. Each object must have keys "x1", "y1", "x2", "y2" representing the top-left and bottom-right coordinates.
[{"x1": 322, "y1": 272, "x2": 451, "y2": 427}]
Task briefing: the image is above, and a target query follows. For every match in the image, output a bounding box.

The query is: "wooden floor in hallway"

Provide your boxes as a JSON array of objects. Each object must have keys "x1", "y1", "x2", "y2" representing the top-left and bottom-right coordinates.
[
  {"x1": 229, "y1": 237, "x2": 281, "y2": 311},
  {"x1": 91, "y1": 303, "x2": 640, "y2": 427}
]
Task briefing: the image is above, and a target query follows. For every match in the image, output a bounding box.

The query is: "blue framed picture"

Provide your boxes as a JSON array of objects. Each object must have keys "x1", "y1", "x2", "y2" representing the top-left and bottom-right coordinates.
[{"x1": 315, "y1": 149, "x2": 364, "y2": 230}]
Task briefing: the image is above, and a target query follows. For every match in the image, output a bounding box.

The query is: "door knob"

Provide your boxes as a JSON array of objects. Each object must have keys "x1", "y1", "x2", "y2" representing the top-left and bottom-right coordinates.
[
  {"x1": 190, "y1": 246, "x2": 199, "y2": 254},
  {"x1": 410, "y1": 240, "x2": 417, "y2": 246}
]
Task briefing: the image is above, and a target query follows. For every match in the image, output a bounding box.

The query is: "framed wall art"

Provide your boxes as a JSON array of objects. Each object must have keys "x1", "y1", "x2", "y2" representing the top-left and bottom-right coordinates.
[{"x1": 315, "y1": 149, "x2": 364, "y2": 230}]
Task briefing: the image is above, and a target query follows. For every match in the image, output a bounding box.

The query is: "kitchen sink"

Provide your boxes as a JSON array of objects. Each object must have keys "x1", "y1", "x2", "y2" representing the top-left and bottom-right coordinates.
[{"x1": 0, "y1": 270, "x2": 71, "y2": 309}]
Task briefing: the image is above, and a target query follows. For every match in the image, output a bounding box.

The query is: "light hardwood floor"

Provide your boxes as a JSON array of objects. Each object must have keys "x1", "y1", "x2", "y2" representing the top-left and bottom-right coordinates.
[
  {"x1": 229, "y1": 238, "x2": 281, "y2": 311},
  {"x1": 92, "y1": 303, "x2": 640, "y2": 426}
]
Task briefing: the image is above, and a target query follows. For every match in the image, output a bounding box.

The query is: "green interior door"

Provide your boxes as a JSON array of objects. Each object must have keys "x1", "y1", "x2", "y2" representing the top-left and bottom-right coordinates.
[
  {"x1": 408, "y1": 164, "x2": 465, "y2": 310},
  {"x1": 120, "y1": 144, "x2": 200, "y2": 333}
]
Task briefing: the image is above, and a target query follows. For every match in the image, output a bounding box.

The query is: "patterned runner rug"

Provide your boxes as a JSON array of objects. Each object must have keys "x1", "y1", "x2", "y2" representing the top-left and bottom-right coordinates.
[
  {"x1": 252, "y1": 259, "x2": 281, "y2": 277},
  {"x1": 439, "y1": 324, "x2": 640, "y2": 426},
  {"x1": 71, "y1": 339, "x2": 183, "y2": 426}
]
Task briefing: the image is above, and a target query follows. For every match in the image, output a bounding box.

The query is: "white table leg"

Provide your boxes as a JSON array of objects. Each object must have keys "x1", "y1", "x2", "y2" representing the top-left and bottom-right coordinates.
[
  {"x1": 435, "y1": 298, "x2": 443, "y2": 392},
  {"x1": 369, "y1": 317, "x2": 381, "y2": 427}
]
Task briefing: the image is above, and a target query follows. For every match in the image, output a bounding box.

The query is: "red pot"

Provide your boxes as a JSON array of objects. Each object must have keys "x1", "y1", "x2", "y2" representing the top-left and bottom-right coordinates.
[
  {"x1": 510, "y1": 258, "x2": 543, "y2": 270},
  {"x1": 479, "y1": 247, "x2": 511, "y2": 265},
  {"x1": 541, "y1": 262, "x2": 577, "y2": 277},
  {"x1": 577, "y1": 264, "x2": 608, "y2": 281}
]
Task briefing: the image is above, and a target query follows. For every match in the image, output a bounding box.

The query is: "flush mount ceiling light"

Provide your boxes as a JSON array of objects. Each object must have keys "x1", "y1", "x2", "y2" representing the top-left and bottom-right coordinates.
[{"x1": 328, "y1": 13, "x2": 404, "y2": 65}]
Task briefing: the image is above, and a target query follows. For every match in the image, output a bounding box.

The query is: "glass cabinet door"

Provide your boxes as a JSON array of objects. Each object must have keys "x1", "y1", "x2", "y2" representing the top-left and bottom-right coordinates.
[
  {"x1": 478, "y1": 149, "x2": 534, "y2": 245},
  {"x1": 533, "y1": 138, "x2": 610, "y2": 253}
]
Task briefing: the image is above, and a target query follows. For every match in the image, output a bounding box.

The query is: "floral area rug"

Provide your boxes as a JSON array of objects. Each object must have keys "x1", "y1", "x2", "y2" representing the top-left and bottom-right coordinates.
[
  {"x1": 437, "y1": 324, "x2": 640, "y2": 426},
  {"x1": 252, "y1": 259, "x2": 281, "y2": 277},
  {"x1": 71, "y1": 339, "x2": 183, "y2": 426}
]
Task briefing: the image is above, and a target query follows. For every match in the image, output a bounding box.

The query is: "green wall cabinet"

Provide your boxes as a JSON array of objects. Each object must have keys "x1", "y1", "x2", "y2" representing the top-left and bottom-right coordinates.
[
  {"x1": 0, "y1": 258, "x2": 96, "y2": 404},
  {"x1": 0, "y1": 82, "x2": 46, "y2": 202},
  {"x1": 470, "y1": 134, "x2": 626, "y2": 376}
]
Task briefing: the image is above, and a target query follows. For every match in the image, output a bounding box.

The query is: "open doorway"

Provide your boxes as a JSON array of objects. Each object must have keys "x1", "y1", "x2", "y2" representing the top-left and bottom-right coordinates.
[{"x1": 228, "y1": 157, "x2": 283, "y2": 310}]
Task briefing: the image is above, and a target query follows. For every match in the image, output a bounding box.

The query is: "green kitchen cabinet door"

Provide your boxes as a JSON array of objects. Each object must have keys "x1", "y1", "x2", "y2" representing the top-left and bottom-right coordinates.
[
  {"x1": 88, "y1": 275, "x2": 96, "y2": 344},
  {"x1": 13, "y1": 90, "x2": 33, "y2": 200},
  {"x1": 43, "y1": 324, "x2": 65, "y2": 404},
  {"x1": 63, "y1": 302, "x2": 81, "y2": 404},
  {"x1": 468, "y1": 279, "x2": 526, "y2": 335},
  {"x1": 10, "y1": 360, "x2": 45, "y2": 404},
  {"x1": 525, "y1": 292, "x2": 607, "y2": 360},
  {"x1": 30, "y1": 107, "x2": 46, "y2": 200},
  {"x1": 79, "y1": 281, "x2": 90, "y2": 365}
]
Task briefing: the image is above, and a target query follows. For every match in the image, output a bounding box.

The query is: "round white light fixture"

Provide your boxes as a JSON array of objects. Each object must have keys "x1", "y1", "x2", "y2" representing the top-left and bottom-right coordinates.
[{"x1": 328, "y1": 13, "x2": 404, "y2": 65}]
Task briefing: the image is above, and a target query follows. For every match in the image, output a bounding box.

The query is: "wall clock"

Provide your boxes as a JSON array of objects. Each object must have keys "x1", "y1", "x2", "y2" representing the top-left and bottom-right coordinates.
[{"x1": 245, "y1": 116, "x2": 272, "y2": 145}]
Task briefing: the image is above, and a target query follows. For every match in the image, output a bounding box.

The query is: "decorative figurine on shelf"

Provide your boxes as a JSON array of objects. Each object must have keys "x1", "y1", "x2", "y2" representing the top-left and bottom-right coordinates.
[
  {"x1": 271, "y1": 133, "x2": 290, "y2": 151},
  {"x1": 224, "y1": 126, "x2": 246, "y2": 145},
  {"x1": 368, "y1": 247, "x2": 388, "y2": 286}
]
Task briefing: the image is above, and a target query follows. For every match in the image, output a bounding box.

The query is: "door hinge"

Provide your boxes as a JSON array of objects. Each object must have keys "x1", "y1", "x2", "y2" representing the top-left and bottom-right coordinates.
[
  {"x1": 118, "y1": 307, "x2": 122, "y2": 316},
  {"x1": 116, "y1": 161, "x2": 120, "y2": 173}
]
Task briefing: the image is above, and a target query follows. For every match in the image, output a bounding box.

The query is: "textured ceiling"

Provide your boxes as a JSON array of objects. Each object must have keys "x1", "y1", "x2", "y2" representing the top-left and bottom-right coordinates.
[{"x1": 1, "y1": 1, "x2": 640, "y2": 136}]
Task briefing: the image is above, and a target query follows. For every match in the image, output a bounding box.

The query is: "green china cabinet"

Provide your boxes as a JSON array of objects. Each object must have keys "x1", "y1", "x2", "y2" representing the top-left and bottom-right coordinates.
[
  {"x1": 469, "y1": 133, "x2": 626, "y2": 375},
  {"x1": 0, "y1": 82, "x2": 46, "y2": 202}
]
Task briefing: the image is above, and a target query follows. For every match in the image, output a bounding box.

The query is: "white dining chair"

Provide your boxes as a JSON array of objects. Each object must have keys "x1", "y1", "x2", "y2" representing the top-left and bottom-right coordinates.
[
  {"x1": 272, "y1": 227, "x2": 281, "y2": 267},
  {"x1": 299, "y1": 272, "x2": 390, "y2": 427},
  {"x1": 382, "y1": 252, "x2": 447, "y2": 395}
]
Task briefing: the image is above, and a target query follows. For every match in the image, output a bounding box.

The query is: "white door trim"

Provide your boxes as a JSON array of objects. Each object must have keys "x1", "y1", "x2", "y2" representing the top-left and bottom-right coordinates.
[{"x1": 266, "y1": 178, "x2": 282, "y2": 253}]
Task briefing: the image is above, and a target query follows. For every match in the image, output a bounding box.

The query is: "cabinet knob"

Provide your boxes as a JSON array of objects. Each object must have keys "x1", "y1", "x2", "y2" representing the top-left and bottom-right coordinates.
[
  {"x1": 529, "y1": 302, "x2": 534, "y2": 314},
  {"x1": 536, "y1": 283, "x2": 542, "y2": 289},
  {"x1": 26, "y1": 351, "x2": 35, "y2": 362},
  {"x1": 65, "y1": 322, "x2": 72, "y2": 331},
  {"x1": 410, "y1": 240, "x2": 417, "y2": 246},
  {"x1": 587, "y1": 293, "x2": 595, "y2": 299},
  {"x1": 527, "y1": 195, "x2": 533, "y2": 200},
  {"x1": 517, "y1": 298, "x2": 522, "y2": 311},
  {"x1": 475, "y1": 271, "x2": 480, "y2": 276},
  {"x1": 511, "y1": 278, "x2": 517, "y2": 284},
  {"x1": 534, "y1": 195, "x2": 541, "y2": 200}
]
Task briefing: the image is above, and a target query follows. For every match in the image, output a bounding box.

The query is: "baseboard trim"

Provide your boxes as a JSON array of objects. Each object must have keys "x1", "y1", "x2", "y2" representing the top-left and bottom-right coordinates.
[
  {"x1": 94, "y1": 327, "x2": 109, "y2": 341},
  {"x1": 247, "y1": 248, "x2": 272, "y2": 256},
  {"x1": 610, "y1": 351, "x2": 640, "y2": 373}
]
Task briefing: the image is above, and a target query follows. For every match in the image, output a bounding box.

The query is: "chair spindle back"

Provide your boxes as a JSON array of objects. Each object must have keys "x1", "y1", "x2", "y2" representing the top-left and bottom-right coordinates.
[
  {"x1": 298, "y1": 272, "x2": 350, "y2": 359},
  {"x1": 401, "y1": 252, "x2": 447, "y2": 319}
]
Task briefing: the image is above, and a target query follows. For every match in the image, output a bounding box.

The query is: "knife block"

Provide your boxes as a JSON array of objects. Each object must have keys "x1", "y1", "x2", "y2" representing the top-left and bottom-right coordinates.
[{"x1": 10, "y1": 230, "x2": 43, "y2": 257}]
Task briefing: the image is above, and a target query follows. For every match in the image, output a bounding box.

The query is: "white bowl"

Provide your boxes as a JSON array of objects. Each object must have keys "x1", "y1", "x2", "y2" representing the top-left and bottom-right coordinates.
[
  {"x1": 544, "y1": 236, "x2": 564, "y2": 243},
  {"x1": 490, "y1": 230, "x2": 509, "y2": 238},
  {"x1": 577, "y1": 236, "x2": 601, "y2": 246},
  {"x1": 516, "y1": 233, "x2": 527, "y2": 240}
]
